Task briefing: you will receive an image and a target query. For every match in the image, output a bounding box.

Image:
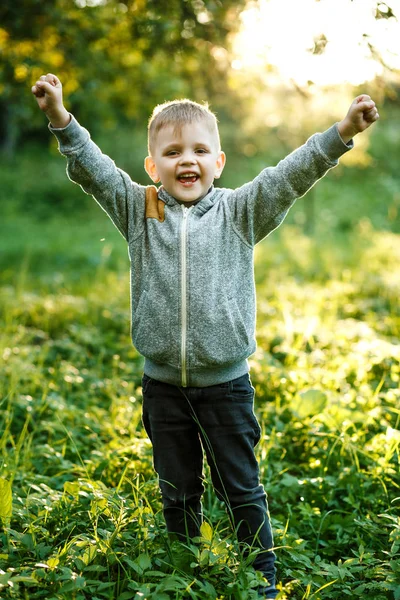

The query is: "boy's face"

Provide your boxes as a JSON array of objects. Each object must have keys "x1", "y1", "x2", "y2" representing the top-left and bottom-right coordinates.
[{"x1": 145, "y1": 120, "x2": 226, "y2": 203}]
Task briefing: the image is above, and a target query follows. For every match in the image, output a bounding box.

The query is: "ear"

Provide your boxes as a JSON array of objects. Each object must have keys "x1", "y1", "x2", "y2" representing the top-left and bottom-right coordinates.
[
  {"x1": 144, "y1": 156, "x2": 160, "y2": 183},
  {"x1": 213, "y1": 151, "x2": 226, "y2": 180}
]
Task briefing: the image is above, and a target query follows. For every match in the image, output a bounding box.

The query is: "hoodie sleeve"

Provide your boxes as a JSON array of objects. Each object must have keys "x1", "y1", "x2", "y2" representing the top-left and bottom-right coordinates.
[
  {"x1": 228, "y1": 124, "x2": 353, "y2": 246},
  {"x1": 49, "y1": 116, "x2": 145, "y2": 242}
]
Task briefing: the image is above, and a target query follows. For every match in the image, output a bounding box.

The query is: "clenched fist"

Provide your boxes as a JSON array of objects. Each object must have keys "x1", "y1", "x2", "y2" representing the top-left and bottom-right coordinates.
[{"x1": 32, "y1": 73, "x2": 70, "y2": 128}]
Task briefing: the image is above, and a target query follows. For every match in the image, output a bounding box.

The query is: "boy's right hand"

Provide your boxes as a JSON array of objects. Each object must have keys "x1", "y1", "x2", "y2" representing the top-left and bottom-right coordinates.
[{"x1": 31, "y1": 73, "x2": 71, "y2": 128}]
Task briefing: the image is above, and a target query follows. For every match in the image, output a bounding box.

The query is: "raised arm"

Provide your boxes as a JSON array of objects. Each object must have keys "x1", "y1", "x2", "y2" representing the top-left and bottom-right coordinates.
[
  {"x1": 229, "y1": 95, "x2": 379, "y2": 246},
  {"x1": 32, "y1": 74, "x2": 145, "y2": 242}
]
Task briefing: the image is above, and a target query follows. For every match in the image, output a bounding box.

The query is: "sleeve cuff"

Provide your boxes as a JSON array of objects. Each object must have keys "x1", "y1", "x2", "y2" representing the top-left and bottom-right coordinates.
[
  {"x1": 48, "y1": 114, "x2": 90, "y2": 154},
  {"x1": 317, "y1": 123, "x2": 354, "y2": 163},
  {"x1": 48, "y1": 113, "x2": 73, "y2": 131}
]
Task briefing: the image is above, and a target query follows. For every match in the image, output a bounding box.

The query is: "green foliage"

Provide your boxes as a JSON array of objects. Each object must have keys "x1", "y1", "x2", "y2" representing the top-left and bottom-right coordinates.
[
  {"x1": 0, "y1": 479, "x2": 12, "y2": 528},
  {"x1": 1, "y1": 91, "x2": 400, "y2": 600},
  {"x1": 1, "y1": 206, "x2": 399, "y2": 598},
  {"x1": 0, "y1": 0, "x2": 247, "y2": 153}
]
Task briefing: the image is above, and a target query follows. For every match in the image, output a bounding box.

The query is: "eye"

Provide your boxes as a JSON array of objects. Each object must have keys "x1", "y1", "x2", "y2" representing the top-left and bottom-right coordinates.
[
  {"x1": 166, "y1": 150, "x2": 179, "y2": 156},
  {"x1": 196, "y1": 148, "x2": 208, "y2": 154}
]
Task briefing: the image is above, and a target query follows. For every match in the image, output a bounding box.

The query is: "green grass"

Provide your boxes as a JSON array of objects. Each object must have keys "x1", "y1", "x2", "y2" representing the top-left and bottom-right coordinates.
[
  {"x1": 1, "y1": 207, "x2": 399, "y2": 599},
  {"x1": 1, "y1": 105, "x2": 400, "y2": 597}
]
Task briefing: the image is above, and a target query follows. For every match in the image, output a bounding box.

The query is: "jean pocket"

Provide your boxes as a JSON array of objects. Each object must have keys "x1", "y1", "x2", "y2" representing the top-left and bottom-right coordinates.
[
  {"x1": 230, "y1": 373, "x2": 254, "y2": 400},
  {"x1": 142, "y1": 373, "x2": 158, "y2": 395}
]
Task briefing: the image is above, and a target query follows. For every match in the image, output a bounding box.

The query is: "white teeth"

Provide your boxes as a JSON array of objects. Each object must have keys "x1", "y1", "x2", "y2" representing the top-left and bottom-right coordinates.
[{"x1": 179, "y1": 173, "x2": 197, "y2": 178}]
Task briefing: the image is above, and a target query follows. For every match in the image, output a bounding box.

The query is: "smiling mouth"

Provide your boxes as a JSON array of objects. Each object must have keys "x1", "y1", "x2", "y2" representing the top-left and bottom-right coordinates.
[{"x1": 177, "y1": 173, "x2": 199, "y2": 185}]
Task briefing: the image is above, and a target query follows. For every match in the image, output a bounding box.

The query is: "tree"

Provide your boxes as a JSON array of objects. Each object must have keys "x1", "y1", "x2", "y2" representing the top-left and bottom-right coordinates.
[{"x1": 0, "y1": 0, "x2": 247, "y2": 154}]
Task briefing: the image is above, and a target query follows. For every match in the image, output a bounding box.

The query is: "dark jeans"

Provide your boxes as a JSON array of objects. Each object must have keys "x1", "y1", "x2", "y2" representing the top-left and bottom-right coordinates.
[{"x1": 142, "y1": 373, "x2": 277, "y2": 597}]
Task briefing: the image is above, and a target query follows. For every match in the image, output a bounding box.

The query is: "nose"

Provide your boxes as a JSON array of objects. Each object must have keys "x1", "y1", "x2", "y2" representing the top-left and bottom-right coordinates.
[{"x1": 179, "y1": 151, "x2": 196, "y2": 165}]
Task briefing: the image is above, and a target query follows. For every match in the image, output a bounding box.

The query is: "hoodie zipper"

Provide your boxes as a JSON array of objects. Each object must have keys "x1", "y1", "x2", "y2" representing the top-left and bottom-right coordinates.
[{"x1": 180, "y1": 205, "x2": 192, "y2": 387}]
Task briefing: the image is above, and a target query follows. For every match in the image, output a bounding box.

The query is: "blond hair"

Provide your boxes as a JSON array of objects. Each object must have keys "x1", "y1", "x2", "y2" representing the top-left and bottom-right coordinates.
[{"x1": 147, "y1": 99, "x2": 220, "y2": 155}]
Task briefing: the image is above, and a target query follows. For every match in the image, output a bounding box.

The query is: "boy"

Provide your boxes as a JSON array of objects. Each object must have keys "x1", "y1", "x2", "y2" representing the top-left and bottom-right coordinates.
[{"x1": 32, "y1": 73, "x2": 379, "y2": 598}]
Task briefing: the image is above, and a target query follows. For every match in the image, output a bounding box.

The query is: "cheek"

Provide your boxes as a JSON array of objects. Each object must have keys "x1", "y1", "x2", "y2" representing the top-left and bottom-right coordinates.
[{"x1": 160, "y1": 162, "x2": 175, "y2": 175}]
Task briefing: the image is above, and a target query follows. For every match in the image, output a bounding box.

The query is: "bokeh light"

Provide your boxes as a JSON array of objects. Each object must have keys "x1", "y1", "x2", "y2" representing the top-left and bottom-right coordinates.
[{"x1": 232, "y1": 0, "x2": 400, "y2": 86}]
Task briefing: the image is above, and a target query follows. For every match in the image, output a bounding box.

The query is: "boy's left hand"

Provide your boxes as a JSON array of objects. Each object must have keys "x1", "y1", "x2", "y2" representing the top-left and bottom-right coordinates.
[{"x1": 338, "y1": 95, "x2": 379, "y2": 143}]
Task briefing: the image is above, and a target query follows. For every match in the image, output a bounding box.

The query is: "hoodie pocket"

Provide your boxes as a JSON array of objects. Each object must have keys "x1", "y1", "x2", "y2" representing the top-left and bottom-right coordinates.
[
  {"x1": 191, "y1": 295, "x2": 252, "y2": 367},
  {"x1": 132, "y1": 290, "x2": 177, "y2": 364}
]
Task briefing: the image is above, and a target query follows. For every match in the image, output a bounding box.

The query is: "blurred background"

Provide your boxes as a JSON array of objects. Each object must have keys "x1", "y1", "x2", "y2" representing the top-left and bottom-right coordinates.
[
  {"x1": 1, "y1": 5, "x2": 400, "y2": 596},
  {"x1": 1, "y1": 0, "x2": 400, "y2": 276}
]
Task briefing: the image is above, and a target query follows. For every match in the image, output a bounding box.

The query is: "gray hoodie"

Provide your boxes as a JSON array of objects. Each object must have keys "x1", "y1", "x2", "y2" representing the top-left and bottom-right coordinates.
[{"x1": 51, "y1": 117, "x2": 352, "y2": 387}]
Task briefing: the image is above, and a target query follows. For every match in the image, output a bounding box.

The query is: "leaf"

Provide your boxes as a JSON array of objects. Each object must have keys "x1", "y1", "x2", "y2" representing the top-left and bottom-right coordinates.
[
  {"x1": 200, "y1": 521, "x2": 213, "y2": 541},
  {"x1": 97, "y1": 581, "x2": 117, "y2": 590},
  {"x1": 124, "y1": 557, "x2": 142, "y2": 574},
  {"x1": 47, "y1": 557, "x2": 60, "y2": 569},
  {"x1": 0, "y1": 574, "x2": 12, "y2": 585},
  {"x1": 198, "y1": 579, "x2": 217, "y2": 598},
  {"x1": 214, "y1": 541, "x2": 228, "y2": 556},
  {"x1": 118, "y1": 593, "x2": 137, "y2": 600},
  {"x1": 0, "y1": 478, "x2": 12, "y2": 527},
  {"x1": 58, "y1": 576, "x2": 86, "y2": 593},
  {"x1": 63, "y1": 481, "x2": 80, "y2": 499},
  {"x1": 84, "y1": 564, "x2": 108, "y2": 572},
  {"x1": 137, "y1": 553, "x2": 152, "y2": 571},
  {"x1": 200, "y1": 549, "x2": 210, "y2": 566},
  {"x1": 293, "y1": 389, "x2": 328, "y2": 419}
]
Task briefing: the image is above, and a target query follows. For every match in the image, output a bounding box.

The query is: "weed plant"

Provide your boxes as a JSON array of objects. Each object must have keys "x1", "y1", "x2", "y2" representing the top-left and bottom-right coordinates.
[
  {"x1": 1, "y1": 215, "x2": 399, "y2": 599},
  {"x1": 1, "y1": 111, "x2": 400, "y2": 599}
]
